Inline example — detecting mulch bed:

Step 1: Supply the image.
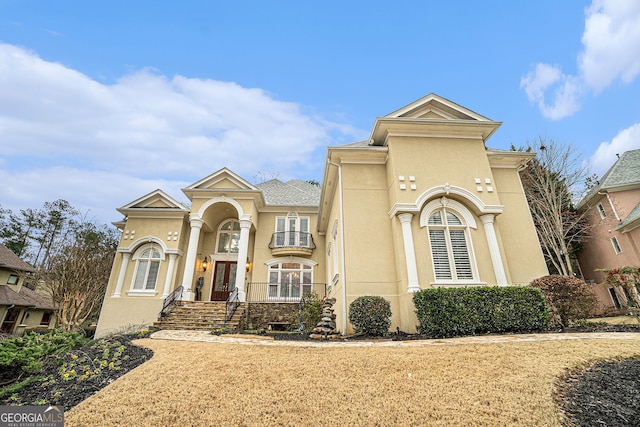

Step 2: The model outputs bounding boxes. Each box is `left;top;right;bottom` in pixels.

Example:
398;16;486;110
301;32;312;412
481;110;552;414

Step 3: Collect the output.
556;358;640;427
0;334;153;411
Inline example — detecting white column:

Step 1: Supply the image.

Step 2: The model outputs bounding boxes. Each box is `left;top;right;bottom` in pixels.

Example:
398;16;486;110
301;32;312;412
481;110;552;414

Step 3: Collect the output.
233;215;252;302
162;253;178;298
113;252;131;297
180;216;204;301
480;214;508;286
397;213;421;293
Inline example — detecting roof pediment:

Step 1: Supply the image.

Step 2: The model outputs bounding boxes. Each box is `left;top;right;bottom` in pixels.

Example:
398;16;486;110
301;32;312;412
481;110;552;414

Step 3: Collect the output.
117;189;188;213
370;93;501;146
183;167;259;194
386;93;492;121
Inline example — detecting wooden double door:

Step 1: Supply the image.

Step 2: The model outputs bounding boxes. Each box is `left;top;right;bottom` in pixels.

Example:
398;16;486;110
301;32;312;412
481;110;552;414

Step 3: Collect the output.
210;261;237;301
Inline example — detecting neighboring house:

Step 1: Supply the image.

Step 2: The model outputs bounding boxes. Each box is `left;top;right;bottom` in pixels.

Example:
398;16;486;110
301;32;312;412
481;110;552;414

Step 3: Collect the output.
577;149;640;312
0;243;56;335
95;93;548;337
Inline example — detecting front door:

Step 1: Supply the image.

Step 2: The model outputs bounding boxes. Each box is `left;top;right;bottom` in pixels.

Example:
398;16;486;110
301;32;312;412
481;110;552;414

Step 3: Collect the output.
211;261;237;301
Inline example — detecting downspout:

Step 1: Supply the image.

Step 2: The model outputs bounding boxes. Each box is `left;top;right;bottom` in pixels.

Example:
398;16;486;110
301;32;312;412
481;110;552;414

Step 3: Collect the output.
328;159;348;333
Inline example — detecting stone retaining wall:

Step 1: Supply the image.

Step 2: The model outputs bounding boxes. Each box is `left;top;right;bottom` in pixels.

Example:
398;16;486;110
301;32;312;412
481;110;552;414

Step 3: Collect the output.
242;303;299;330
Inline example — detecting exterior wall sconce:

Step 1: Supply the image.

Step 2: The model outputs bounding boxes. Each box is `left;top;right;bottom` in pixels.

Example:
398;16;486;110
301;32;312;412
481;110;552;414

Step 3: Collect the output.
246;259;252;272
202;256;208;272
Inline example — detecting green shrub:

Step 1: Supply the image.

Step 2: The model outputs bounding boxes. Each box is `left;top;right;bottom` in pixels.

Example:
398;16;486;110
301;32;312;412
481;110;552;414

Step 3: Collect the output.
0;330;89;373
413;286;550;338
298;292;323;332
349;296;392;336
529;275;598;326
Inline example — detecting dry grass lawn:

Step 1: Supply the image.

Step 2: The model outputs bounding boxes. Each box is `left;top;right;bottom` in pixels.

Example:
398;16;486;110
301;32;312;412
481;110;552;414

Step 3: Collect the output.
66;337;640;426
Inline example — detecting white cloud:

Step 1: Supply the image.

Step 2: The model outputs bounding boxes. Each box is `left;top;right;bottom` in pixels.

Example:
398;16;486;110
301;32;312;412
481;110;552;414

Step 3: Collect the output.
580;0;640;93
0;43;364;224
520;64;581;120
589;123;640;176
521;0;640;119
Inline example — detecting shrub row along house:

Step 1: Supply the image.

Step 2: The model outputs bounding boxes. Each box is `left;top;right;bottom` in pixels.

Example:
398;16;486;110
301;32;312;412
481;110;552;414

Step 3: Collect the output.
95;94;549;337
577;149;640;311
0;243;56;334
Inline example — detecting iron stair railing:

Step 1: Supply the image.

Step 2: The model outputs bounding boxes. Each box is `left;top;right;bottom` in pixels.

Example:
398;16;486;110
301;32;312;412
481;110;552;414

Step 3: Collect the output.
225;287;240;325
158;286;183;320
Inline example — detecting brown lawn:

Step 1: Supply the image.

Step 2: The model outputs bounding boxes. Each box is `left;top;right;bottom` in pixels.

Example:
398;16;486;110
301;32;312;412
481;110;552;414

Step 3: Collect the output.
66;336;640;426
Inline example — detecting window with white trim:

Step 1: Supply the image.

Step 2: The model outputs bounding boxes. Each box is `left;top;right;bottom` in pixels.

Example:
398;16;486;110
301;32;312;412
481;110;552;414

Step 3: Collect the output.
611;236;622;254
268;261;313;300
131;244;162;291
217;219;240;254
427;207;475;281
274;213;310;247
597;203;606;219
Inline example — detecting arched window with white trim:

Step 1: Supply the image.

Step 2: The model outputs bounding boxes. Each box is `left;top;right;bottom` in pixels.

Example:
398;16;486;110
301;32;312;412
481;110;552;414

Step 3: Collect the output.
216;219;240;254
420;197;479;283
131;244;163;292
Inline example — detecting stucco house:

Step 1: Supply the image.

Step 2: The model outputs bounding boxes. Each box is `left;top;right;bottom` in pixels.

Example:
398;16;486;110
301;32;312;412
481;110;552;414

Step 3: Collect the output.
0;243;56;335
95;93;548;338
577;149;640;311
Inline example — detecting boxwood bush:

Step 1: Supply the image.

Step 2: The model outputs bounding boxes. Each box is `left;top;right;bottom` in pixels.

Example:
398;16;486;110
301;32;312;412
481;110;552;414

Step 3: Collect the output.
413;286;550;338
349;295;392;336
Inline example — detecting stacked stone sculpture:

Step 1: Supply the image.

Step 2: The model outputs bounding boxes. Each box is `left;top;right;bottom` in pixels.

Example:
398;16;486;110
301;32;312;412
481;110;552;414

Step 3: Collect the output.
309;298;341;339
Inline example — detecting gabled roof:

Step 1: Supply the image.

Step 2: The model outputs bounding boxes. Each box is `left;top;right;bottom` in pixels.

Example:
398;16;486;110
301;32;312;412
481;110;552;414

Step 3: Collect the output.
0;285;54;309
256;179;321;207
0;243;35;273
616;202;640;233
369;93;501;146
118;189;189;211
183;167;259;193
595;149;640;190
385;93;493;121
578;149;640;209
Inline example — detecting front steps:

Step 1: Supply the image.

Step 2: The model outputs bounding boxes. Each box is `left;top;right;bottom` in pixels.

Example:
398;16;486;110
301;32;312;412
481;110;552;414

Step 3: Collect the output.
154;301;245;331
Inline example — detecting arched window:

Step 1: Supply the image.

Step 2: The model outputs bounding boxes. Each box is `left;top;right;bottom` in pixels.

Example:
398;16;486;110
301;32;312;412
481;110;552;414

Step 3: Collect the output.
267;261;314;300
421;197;478;283
217;219;240;254
131;244;163;291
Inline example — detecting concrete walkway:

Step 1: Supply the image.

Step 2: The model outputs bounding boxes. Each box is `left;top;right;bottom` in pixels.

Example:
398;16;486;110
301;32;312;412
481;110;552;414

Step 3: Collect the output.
151;329;640;348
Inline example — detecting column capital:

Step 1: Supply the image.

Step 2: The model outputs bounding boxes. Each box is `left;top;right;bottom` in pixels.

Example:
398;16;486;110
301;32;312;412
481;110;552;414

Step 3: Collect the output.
397;212;414;224
239;214;253;229
479;213;495;225
189;216;204;229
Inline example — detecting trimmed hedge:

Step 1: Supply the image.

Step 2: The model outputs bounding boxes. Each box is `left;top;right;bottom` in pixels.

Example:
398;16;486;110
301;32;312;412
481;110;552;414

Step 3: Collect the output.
349;296;392;336
413;286;550;338
529;275;598;327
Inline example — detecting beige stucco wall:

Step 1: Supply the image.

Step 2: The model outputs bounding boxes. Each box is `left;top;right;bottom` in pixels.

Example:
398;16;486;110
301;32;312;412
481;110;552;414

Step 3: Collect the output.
491;167;548;284
95;297;163;338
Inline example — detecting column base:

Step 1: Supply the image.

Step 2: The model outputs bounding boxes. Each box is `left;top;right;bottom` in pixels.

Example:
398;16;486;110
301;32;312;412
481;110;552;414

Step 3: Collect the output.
237;290;246;302
180;289;195;301
408;284;421;293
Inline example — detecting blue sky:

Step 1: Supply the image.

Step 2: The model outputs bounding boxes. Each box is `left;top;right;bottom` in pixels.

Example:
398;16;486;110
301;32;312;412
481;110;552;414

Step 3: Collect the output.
1;0;639;224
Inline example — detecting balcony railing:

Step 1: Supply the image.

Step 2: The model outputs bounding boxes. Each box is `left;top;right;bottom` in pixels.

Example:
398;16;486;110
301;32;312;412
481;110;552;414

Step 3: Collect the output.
268;231;316;250
247;282;326;302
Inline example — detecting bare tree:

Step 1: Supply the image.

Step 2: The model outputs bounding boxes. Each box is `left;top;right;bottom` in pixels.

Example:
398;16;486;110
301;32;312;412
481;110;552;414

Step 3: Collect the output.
39;222;118;331
517;137;592;276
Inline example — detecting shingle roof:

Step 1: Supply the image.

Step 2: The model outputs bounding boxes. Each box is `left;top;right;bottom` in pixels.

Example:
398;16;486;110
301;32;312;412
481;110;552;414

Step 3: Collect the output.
616;202;640;231
578;149;640;209
0;285;54;309
0;243;35;273
597;149;640;189
256;179;321;206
